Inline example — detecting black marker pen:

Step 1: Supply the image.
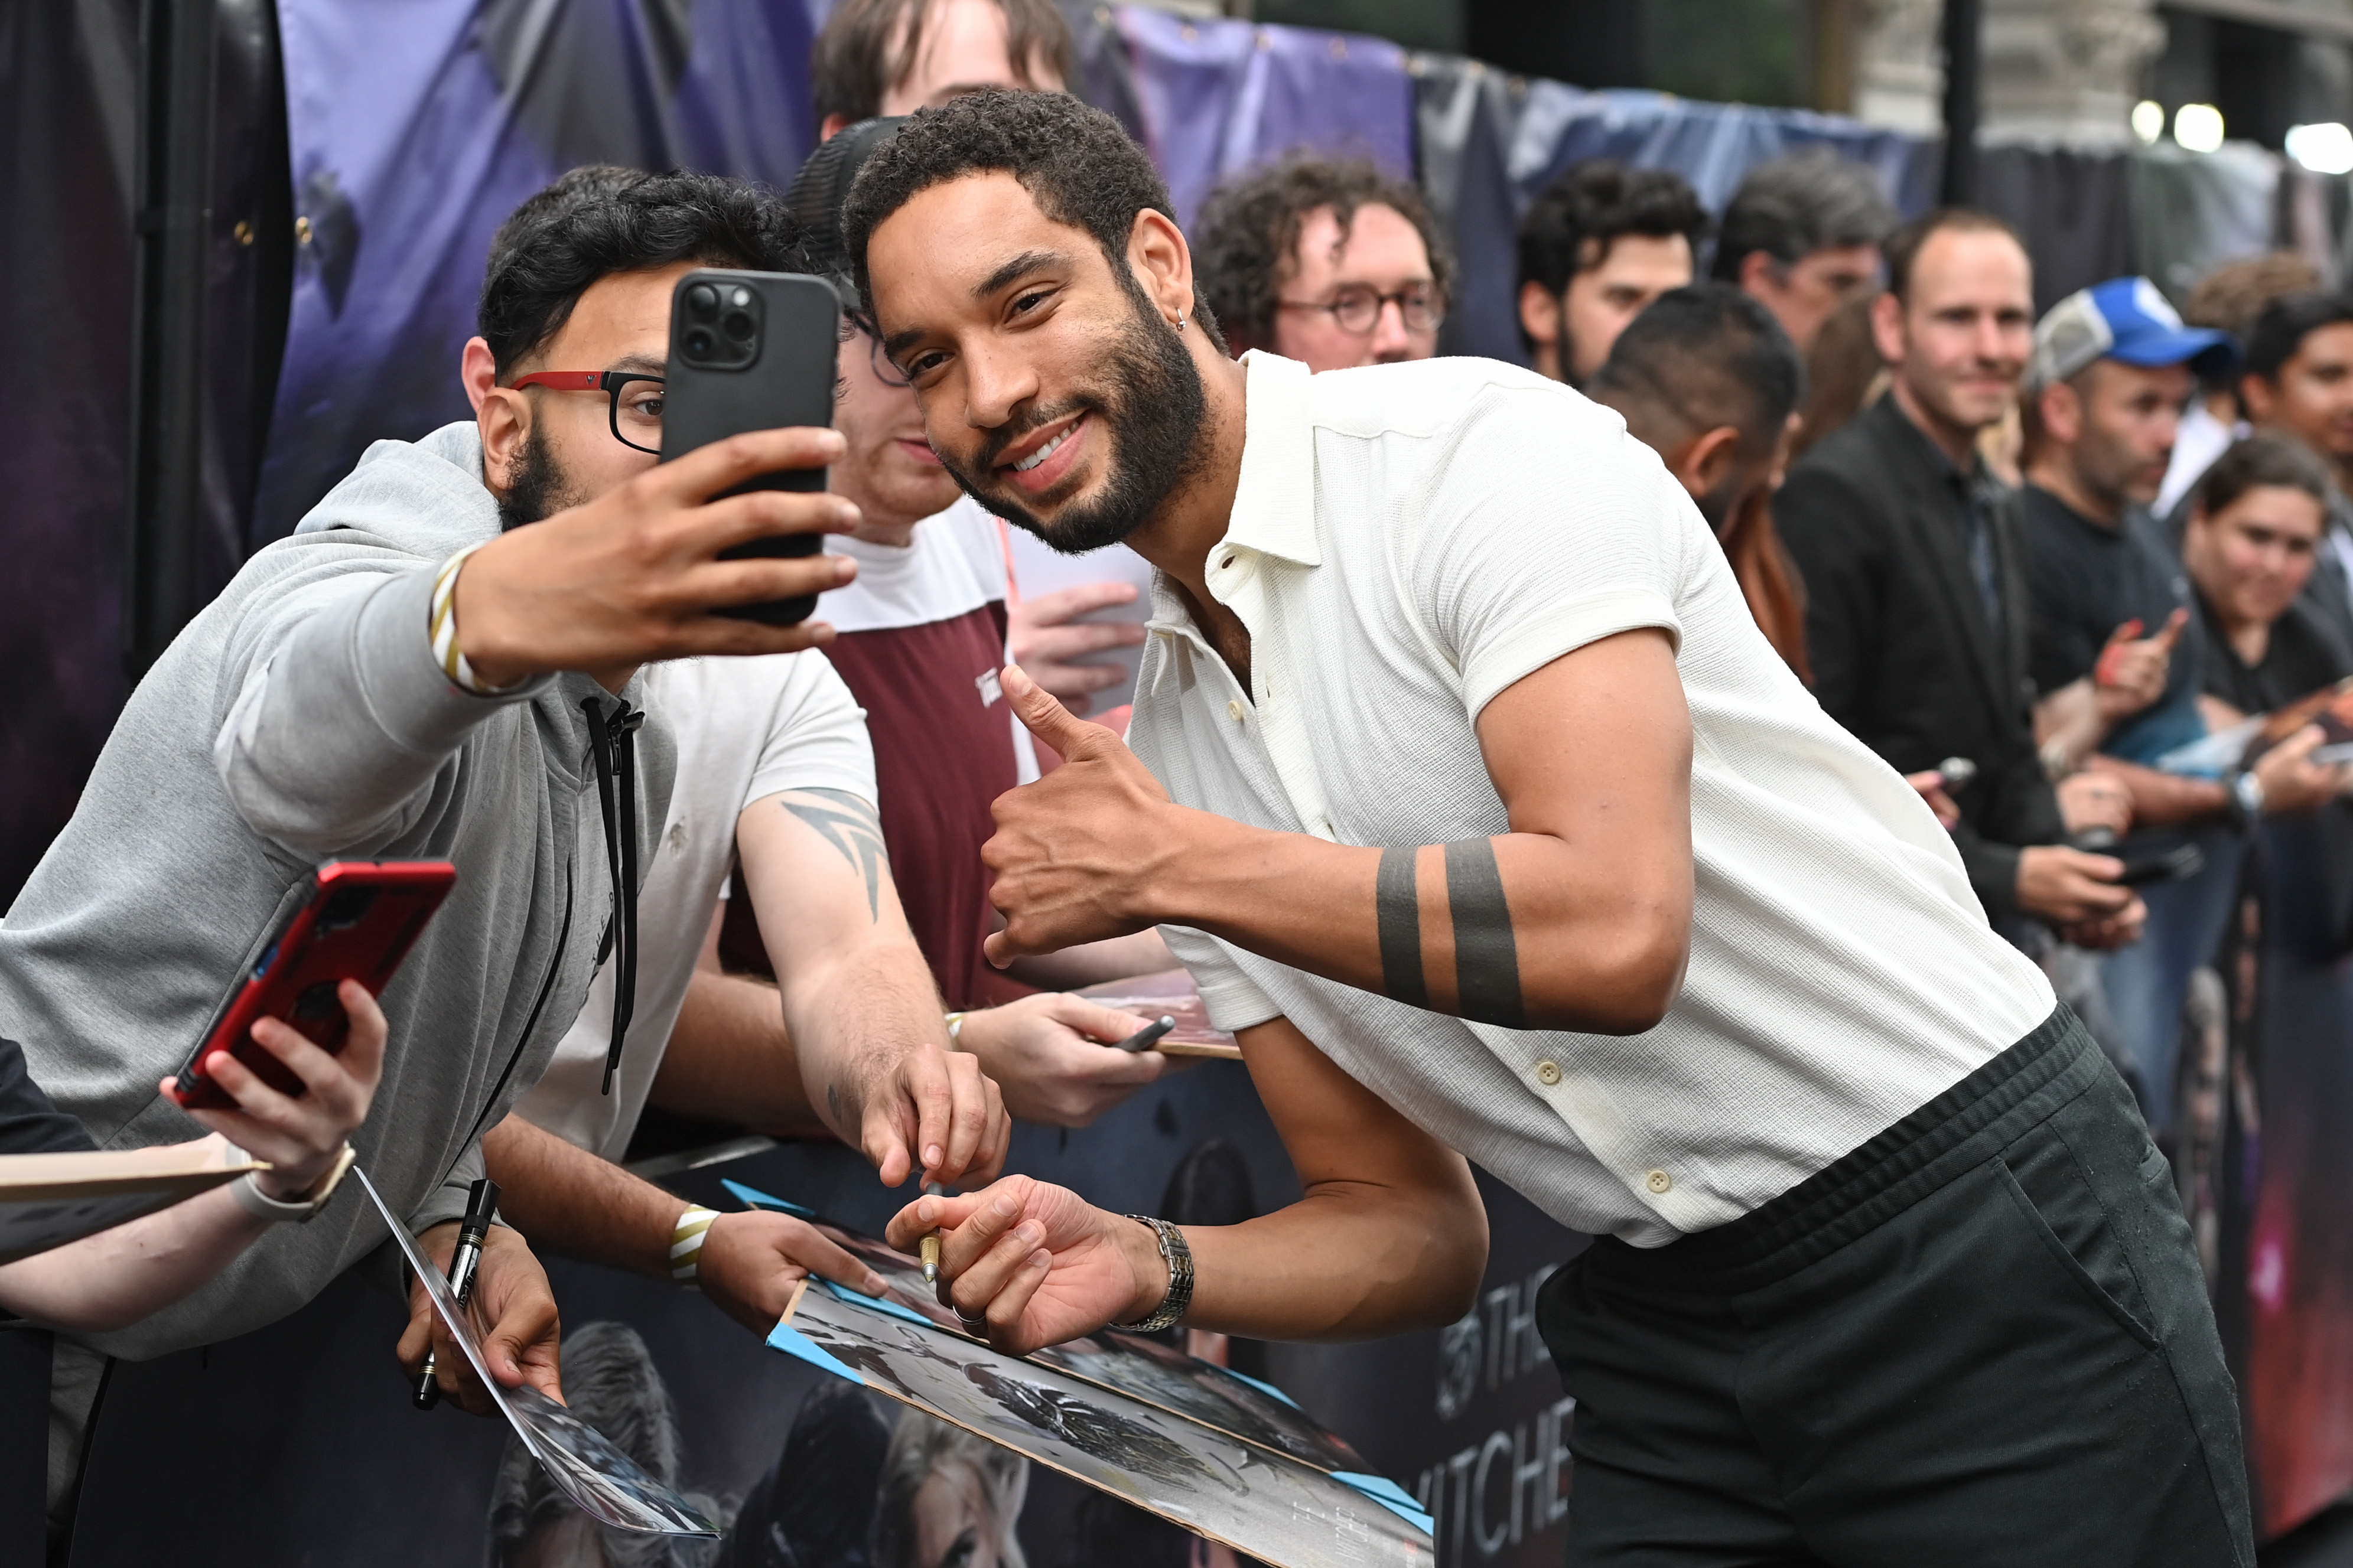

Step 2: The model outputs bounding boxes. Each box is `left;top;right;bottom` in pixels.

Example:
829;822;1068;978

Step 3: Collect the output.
414;1176;502;1411
1113;1015;1177;1052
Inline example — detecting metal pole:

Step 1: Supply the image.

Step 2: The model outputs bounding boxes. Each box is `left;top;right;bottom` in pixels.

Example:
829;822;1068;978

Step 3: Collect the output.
124;0;219;680
1939;0;1983;207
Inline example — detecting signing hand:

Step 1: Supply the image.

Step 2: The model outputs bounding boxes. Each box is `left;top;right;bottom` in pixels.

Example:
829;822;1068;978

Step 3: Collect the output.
396;1223;563;1415
167;979;383;1199
2091;609;2187;723
1008;583;1147;716
695;1211;888;1334
952;993;1169;1127
884;1176;1167;1355
984;664;1189;965
837;1041;1010;1189
455;428;861;686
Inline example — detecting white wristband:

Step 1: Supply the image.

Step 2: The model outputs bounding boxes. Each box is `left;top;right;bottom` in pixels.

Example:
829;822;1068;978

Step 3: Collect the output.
428;543;526;697
671;1207;721;1287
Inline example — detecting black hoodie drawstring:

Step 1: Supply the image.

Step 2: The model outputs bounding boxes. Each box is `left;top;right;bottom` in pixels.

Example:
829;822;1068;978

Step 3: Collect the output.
582;696;644;1094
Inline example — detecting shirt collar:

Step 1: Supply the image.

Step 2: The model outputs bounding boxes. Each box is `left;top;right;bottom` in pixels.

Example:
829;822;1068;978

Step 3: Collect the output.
1215;351;1322;571
1880;390;1986;494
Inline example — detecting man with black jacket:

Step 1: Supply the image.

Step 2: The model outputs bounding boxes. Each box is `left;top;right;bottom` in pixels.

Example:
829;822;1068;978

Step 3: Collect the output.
1778;210;2142;947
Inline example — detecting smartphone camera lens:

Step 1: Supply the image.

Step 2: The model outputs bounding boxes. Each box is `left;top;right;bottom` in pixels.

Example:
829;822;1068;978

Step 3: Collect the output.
723;310;756;343
685;328;715;358
686;283;718;318
318;885;378;931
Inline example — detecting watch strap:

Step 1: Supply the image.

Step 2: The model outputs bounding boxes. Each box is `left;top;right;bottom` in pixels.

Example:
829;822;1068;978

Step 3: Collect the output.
1109;1214;1193;1334
230;1144;355;1224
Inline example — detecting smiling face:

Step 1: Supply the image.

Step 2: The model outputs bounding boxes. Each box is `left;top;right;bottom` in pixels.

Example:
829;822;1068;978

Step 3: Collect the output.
2186;483;2328;636
864;170;1215;555
1873;227;2033;445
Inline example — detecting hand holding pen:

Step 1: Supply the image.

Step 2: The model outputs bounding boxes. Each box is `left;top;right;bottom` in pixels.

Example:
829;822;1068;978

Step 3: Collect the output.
414;1176;501;1410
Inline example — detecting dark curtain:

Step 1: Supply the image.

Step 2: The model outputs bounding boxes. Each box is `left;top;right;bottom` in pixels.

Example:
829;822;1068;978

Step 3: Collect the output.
1;0;136;908
1976;145;2134;315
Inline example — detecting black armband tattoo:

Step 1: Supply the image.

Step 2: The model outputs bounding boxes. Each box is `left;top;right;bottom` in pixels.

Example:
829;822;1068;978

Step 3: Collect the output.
785;789;889;920
1375;846;1427;1009
1444;838;1524;1028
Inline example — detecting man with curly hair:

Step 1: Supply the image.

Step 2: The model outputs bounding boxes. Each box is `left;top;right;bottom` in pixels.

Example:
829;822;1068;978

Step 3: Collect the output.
842;90;2253;1568
1516;158;1707;386
1192;151;1453;374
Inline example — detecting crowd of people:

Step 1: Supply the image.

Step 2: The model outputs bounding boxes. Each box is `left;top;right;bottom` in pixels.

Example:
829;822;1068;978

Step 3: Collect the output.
0;0;2325;1560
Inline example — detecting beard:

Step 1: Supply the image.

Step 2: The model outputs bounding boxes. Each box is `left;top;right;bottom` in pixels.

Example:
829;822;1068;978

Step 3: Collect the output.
497;425;585;531
938;280;1210;556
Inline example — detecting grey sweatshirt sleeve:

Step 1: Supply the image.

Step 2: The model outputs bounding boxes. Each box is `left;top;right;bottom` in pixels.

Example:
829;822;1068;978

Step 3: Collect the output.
413;1137;487;1236
214;565;554;858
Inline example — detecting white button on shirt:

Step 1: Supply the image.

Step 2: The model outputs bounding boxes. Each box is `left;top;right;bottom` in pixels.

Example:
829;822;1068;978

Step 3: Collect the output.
1130;353;2056;1247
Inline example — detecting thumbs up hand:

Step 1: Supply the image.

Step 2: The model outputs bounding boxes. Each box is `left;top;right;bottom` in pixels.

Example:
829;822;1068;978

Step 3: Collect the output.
984;665;1189;966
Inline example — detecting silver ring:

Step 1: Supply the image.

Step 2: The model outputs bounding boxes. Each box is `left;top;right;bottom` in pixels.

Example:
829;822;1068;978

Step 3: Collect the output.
956;1309;988;1336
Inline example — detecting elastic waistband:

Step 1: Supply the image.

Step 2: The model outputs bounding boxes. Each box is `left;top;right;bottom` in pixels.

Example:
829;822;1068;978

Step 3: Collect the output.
1593;1003;2103;1295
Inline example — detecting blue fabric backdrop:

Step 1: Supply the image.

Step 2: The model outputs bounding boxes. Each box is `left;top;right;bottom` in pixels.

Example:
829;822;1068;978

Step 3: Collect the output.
256;0;816;540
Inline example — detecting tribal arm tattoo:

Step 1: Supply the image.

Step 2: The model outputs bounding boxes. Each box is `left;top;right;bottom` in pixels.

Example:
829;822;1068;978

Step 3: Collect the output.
782;788;890;921
1375;840;1526;1028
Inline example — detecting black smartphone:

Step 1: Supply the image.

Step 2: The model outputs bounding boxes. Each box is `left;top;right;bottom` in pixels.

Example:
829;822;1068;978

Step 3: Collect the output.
2116;841;2205;887
660;269;841;626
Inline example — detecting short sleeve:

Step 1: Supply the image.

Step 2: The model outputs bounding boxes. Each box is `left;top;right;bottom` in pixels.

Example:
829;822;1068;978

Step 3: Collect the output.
0;1038;97;1155
1154;925;1282;1034
742;653;879;808
1418;386;1691;719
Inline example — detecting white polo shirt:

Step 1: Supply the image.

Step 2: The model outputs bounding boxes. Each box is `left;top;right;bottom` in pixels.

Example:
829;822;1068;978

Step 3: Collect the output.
1132;353;2056;1246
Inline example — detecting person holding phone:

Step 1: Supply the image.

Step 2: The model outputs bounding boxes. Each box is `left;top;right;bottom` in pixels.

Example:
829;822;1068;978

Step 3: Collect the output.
0;982;382;1332
0;165;1000;1522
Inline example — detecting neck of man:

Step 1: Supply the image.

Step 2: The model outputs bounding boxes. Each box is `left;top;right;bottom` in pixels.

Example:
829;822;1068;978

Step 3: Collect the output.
830;465;928;550
2025;452;2124;530
1890;371;1986;471
1118;351;1254;674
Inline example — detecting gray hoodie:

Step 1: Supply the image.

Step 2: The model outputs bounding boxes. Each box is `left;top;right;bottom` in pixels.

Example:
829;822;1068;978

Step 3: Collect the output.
0;422;672;1360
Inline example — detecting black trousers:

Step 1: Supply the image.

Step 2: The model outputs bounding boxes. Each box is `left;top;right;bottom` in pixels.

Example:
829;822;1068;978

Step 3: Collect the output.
1537;1005;2253;1567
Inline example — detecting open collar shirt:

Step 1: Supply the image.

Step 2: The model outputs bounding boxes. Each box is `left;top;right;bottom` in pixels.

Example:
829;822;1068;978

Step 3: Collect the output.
1129;353;2056;1246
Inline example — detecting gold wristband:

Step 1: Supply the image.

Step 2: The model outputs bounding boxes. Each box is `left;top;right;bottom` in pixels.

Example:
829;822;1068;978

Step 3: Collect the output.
670;1207;720;1288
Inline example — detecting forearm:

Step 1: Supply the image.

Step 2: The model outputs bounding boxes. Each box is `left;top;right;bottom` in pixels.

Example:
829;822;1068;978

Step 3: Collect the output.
0;1179;267;1334
218;569;547;855
649;970;827;1133
2033;679;2107;773
2085;756;2225;829
1152;1176;1488;1341
784;937;954;1141
1144;811;1687;1033
1003;930;1174;990
481;1114;685;1280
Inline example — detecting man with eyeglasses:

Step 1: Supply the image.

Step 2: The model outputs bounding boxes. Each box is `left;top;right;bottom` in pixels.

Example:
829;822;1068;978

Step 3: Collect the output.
1193;150;1453;375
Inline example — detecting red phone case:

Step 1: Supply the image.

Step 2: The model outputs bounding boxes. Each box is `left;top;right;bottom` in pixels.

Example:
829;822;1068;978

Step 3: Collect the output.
169;860;457;1111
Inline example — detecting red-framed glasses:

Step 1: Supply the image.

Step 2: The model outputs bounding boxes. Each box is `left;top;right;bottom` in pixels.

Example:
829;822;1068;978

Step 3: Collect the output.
509;370;666;454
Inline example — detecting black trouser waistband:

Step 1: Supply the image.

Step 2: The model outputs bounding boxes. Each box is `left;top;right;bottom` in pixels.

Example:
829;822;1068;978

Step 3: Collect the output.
1593;1003;2105;1294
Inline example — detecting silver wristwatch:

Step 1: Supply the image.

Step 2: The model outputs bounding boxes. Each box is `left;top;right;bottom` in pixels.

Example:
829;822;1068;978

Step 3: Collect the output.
1110;1214;1194;1333
228;1145;356;1224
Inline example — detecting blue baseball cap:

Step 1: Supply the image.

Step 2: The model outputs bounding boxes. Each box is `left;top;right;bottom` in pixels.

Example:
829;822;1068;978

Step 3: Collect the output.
2027;276;2237;389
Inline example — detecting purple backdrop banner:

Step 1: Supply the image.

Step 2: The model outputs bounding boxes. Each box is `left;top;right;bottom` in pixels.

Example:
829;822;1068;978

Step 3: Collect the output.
255;0;818;542
1117;8;1417;230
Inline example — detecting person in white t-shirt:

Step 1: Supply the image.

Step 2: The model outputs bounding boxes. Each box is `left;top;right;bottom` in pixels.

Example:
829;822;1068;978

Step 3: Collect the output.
847;94;2253;1565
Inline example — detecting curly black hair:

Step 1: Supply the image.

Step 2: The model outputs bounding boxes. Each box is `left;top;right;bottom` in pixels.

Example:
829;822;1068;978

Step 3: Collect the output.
841;88;1227;351
1516;158;1708;302
1191;151;1455;354
479;165;813;378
